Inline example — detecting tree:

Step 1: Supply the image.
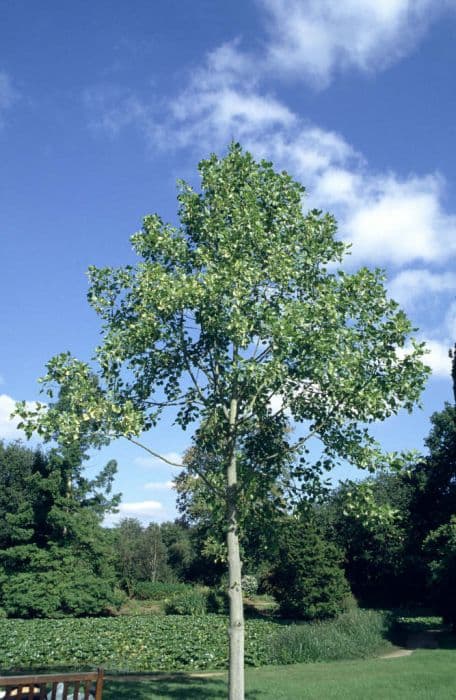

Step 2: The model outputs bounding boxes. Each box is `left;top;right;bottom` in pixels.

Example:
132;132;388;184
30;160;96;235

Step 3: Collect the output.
407;402;456;541
160;520;198;581
114;517;145;596
0;441;122;617
424;516;456;629
114;518;173;595
17;144;429;699
402;342;456;605
319;473;415;606
269;515;350;620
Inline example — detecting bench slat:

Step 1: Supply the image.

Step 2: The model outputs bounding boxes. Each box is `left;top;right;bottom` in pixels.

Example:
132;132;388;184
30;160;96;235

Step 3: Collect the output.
0;669;103;699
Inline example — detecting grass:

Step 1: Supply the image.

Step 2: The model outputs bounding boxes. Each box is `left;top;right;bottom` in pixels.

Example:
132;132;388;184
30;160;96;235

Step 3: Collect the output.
118;598;164;616
267;609;394;664
103;647;456;699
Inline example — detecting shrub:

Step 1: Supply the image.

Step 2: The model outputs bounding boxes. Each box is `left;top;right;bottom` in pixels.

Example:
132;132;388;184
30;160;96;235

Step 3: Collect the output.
133;581;190;601
164;588;207;615
269;517;350;620
206;587;229;614
1;566;125;618
267;609;394;665
241;575;258;597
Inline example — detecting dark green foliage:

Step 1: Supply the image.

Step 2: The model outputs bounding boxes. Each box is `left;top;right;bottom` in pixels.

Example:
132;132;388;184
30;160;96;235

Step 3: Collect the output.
164;588;207;616
132;581;191;601
266;609;394;664
320;473;414;606
159;520;208;583
269;517;350;620
398;400;456;606
424;516;456;629
1;554;124;618
407;403;456;541
0;441;122;618
206;587;229;614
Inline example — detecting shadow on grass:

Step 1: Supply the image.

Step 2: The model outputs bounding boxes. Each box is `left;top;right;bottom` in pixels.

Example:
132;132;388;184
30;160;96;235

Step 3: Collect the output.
104;675;263;700
388;611;456;651
436;631;456;650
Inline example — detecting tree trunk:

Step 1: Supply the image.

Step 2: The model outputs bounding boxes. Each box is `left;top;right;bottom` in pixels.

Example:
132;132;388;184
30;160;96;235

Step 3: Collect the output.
226;398;244;700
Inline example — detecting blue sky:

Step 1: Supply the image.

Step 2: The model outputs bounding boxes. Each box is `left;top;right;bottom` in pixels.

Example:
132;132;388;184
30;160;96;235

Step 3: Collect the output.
1;0;455;524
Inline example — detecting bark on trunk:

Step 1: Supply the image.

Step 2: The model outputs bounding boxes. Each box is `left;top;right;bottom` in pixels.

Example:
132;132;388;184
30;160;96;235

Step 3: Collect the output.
226;397;244;700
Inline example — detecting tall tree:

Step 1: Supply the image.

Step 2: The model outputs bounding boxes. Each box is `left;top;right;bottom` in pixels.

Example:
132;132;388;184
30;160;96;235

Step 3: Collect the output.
17;144;429;699
114;518;172;594
321;474;414;605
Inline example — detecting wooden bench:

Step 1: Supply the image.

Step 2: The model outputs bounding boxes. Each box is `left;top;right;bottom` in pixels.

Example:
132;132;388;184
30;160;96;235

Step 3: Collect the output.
0;669;104;700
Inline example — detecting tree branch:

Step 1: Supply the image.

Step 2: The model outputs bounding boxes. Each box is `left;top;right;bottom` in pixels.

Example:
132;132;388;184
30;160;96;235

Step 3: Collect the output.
126;436;224;496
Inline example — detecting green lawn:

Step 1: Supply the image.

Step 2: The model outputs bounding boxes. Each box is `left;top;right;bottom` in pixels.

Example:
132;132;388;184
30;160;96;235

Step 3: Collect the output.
104;648;456;699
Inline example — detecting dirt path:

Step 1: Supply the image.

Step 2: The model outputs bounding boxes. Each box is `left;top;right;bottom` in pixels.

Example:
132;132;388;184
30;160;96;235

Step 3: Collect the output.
380;648;414;659
380;628;440;659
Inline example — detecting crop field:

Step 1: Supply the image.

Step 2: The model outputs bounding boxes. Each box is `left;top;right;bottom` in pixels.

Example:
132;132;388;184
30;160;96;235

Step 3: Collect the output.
0;609;395;674
0;615;279;672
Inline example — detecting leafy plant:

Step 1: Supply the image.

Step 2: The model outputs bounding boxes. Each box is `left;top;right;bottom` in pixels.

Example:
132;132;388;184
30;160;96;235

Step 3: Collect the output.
164;588;207;616
0;615;279;672
241;576;258;598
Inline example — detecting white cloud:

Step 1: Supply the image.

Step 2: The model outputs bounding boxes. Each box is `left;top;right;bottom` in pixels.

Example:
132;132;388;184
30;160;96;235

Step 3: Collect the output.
144;480;175;490
84;33;456;271
119;499;163;513
83;85;156;138
0;394;38;440
259;0;455;85
134;451;183;468
104;499;167;526
344;174;456;265
388;269;456;306
423;339;453;376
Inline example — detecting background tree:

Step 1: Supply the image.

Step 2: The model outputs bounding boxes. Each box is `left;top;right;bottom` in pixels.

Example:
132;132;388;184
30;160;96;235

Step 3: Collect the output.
160;521;199;582
141;523;172;583
424;515;456;630
17;144;429;700
320;473;413;606
0;442;122;617
268;514;350;620
113;518;173;595
114;517;145;596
